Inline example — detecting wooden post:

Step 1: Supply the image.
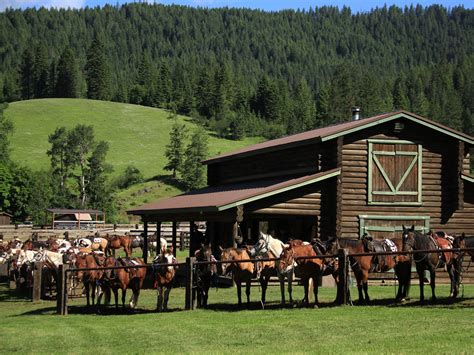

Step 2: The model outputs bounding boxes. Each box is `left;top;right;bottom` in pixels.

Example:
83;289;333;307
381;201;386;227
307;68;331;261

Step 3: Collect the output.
172;221;177;257
185;257;195;310
143;220;148;263
32;262;43;302
337;248;349;305
56;264;68;315
156;221;161;256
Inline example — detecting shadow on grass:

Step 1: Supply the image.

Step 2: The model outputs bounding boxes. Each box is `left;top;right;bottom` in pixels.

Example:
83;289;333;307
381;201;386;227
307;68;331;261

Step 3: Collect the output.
352;296;474;309
0;285;32;302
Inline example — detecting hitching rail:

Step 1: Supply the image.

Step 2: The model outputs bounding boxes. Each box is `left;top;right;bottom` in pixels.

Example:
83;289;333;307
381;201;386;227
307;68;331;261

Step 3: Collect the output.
56;247;474;315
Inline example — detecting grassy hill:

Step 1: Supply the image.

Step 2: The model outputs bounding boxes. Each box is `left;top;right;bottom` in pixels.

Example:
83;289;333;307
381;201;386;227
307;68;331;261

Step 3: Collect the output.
6;99;261;178
5;99;262;221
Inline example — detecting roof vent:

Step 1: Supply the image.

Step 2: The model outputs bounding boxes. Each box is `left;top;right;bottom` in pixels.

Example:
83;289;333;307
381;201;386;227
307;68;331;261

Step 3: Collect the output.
352;107;361;121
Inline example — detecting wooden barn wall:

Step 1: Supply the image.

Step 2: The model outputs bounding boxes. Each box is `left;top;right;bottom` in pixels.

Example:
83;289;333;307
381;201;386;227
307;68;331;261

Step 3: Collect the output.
245;179;337;239
340;119;474;238
207;142;334;185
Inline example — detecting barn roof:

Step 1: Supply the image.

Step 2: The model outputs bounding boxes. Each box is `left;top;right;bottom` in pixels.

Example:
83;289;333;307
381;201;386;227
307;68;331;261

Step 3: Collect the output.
46;209;103;214
0;211;12;217
127;168;340;216
204;111;474;165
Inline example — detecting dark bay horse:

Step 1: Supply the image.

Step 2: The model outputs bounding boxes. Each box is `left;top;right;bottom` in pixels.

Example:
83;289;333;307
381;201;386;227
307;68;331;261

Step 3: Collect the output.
219;247;254;308
73;252;105;307
371;238;412;302
337;235;374;304
194;244;217;308
402;225;460;301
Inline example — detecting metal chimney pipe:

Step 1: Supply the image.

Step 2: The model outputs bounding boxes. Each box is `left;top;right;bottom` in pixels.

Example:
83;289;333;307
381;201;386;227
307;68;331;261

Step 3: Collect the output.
352;107;361;121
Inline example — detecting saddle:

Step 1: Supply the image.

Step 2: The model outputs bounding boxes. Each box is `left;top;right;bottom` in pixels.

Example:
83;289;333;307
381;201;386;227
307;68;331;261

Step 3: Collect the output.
118;257;140;278
431;232;453;266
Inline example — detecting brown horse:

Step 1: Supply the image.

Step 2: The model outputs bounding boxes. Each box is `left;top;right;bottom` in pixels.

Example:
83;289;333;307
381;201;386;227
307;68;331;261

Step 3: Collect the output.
337;235;374;304
73;252;105;307
98;256;146;309
278;241;323;307
219;247;254;308
153;247;178;312
107;235;132;257
402;225;460;301
370;237;412;302
194;244;217;308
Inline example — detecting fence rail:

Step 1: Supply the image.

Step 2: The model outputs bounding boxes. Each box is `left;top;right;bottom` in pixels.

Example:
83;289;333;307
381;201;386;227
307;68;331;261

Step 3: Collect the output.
56;246;474;315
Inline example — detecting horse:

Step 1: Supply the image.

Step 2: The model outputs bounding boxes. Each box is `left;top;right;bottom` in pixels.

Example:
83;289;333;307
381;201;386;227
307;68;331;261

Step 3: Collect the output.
337;235;375;304
73;252;105;307
75;236;109;254
250;232;295;306
219;247;254;308
148;236;168;256
106;235;132;257
278;241;324;307
98;256;146;310
153;247;178;312
194;244;217;308
402;225;459;302
369;237;412;302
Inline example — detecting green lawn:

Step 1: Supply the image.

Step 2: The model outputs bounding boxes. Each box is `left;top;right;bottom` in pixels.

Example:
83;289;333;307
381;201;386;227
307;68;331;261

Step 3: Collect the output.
6;98;262;179
1;283;473;354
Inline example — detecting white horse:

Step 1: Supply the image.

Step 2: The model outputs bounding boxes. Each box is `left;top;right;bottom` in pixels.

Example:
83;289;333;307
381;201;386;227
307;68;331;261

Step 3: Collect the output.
148;237;168;256
249;231;295;306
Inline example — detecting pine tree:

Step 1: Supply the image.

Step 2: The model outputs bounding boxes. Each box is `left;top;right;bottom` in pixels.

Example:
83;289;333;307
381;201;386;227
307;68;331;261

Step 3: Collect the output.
180;127;208;189
392;77;409;110
19;48;35;100
56;48;79;98
33;44;49;98
85;38;111;101
47;126;71;201
164;120;188;178
86;141;113;210
315;85;330;128
0;104;13;163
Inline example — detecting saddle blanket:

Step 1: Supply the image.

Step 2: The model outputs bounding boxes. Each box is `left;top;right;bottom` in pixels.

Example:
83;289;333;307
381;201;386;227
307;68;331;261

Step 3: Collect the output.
384;239;398;252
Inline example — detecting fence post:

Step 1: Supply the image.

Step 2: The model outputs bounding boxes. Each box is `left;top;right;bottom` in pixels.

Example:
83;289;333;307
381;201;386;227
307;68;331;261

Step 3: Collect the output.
185;257;195;310
337;248;349;305
32;262;43;302
56;264;69;315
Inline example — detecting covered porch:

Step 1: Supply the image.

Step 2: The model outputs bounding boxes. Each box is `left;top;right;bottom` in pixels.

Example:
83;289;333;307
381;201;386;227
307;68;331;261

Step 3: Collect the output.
127;168;340;261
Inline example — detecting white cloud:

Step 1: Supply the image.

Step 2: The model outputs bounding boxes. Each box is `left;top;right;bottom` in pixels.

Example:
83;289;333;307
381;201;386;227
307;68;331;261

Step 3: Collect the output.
0;0;86;11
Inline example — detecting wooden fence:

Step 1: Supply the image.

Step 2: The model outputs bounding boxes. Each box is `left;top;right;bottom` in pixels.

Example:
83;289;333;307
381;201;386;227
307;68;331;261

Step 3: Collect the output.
55;247;474;315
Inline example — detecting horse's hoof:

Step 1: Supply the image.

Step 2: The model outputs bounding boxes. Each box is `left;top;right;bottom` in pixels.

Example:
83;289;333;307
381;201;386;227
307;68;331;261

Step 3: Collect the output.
313;304;319;309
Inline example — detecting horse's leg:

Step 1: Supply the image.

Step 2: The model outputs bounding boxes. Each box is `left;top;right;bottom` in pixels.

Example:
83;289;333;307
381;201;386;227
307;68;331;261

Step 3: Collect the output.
429;267;436;302
302;278;309;306
245;279;251;307
416;266;425;302
122;288;126;309
91;281;96;306
259;274;267;306
84;282;90;307
362;270;370;304
158;286;164;312
236;281;242;307
355;271;364;304
113;288;118;309
313;276;319;308
288;271;294;305
447;263;456;298
278;273;286;306
164;286;171;311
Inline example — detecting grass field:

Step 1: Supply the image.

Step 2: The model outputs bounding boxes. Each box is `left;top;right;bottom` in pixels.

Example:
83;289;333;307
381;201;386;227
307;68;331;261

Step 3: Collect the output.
5;99;261;179
1;282;473;354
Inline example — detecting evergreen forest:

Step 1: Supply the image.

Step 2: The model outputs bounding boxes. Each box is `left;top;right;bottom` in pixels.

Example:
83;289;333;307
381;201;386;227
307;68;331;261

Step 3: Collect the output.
0;3;473;139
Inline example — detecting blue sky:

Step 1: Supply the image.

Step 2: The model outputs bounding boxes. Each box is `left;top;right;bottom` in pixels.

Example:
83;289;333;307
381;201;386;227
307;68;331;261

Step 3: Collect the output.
1;0;472;13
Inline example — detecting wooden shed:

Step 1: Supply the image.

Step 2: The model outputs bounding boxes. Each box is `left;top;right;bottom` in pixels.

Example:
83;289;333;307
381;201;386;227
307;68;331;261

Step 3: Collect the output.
128;110;474;252
0;212;12;225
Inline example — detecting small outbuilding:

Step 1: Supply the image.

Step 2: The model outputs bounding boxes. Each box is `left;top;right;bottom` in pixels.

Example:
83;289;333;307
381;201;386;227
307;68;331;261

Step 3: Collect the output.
0;212;12;225
128;110;474;254
47;209;105;229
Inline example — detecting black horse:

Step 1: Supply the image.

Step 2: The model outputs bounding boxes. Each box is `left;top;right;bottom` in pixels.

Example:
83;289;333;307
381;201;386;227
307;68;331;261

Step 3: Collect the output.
194;244;216;308
402;225;461;302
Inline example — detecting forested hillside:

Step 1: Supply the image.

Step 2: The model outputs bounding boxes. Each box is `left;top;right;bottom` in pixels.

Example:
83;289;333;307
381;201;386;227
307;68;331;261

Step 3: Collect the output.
0;4;473;139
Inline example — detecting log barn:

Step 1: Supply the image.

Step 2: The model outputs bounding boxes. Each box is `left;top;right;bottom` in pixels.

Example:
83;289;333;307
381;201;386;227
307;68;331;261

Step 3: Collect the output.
128;110;474;255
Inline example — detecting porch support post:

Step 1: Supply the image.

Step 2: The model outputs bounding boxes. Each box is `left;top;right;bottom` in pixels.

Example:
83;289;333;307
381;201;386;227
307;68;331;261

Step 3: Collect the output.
156;221;161;256
143;219;148;263
172;221;177;257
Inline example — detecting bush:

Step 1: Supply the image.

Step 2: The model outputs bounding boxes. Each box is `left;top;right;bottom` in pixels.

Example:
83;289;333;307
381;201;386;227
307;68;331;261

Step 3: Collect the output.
116;165;144;189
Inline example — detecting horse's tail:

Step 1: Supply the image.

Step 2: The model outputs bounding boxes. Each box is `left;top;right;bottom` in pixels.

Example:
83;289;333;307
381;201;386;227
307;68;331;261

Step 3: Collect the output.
308;278;314;303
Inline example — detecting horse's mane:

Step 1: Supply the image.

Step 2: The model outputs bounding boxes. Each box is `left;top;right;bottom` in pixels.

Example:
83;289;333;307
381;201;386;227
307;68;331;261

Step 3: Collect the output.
338;238;361;248
463;236;474;248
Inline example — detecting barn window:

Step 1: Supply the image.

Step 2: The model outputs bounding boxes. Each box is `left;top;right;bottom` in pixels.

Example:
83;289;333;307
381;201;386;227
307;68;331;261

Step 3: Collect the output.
368;139;422;205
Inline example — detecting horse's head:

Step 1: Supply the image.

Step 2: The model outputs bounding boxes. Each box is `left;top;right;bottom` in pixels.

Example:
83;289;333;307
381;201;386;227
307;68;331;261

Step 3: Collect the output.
402;225;416;252
219;246;234;275
361;234;374;253
250;232;270;256
277;245;295;274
